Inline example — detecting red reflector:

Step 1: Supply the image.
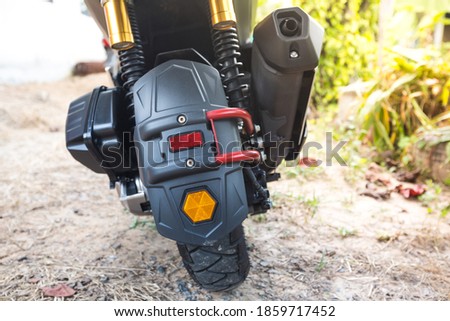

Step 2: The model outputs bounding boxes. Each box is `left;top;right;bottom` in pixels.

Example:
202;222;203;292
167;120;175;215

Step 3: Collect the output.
169;132;203;152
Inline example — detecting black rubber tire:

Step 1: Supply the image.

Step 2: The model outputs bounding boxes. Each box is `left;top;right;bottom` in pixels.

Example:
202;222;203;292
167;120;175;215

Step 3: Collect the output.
177;225;250;291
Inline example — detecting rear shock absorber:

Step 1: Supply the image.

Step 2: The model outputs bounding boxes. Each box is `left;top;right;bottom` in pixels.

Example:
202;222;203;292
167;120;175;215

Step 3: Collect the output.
118;1;146;127
101;0;146;178
212;28;249;108
209;0;248;108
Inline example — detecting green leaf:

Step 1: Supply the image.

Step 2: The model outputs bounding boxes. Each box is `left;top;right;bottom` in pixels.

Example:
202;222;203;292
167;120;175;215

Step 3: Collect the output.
410;97;432;127
394;57;417;72
374;117;394;150
431;110;450;124
441;205;450;218
444;178;450;186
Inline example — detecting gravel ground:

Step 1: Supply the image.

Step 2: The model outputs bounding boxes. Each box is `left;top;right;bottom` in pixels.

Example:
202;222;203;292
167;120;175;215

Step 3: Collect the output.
1;74;449;301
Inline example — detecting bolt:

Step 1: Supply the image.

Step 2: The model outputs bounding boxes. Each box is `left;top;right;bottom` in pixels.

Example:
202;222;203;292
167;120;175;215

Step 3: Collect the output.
177;115;187;124
186;158;195;168
290;50;299;59
257;136;264;149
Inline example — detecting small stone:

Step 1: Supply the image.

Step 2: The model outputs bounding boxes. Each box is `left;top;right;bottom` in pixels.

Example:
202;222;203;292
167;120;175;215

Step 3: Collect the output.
156;266;166;274
107;255;117;262
99;275;109;283
73;209;83;216
177;281;190;294
73;282;84;290
111;243;122;250
260;260;269;267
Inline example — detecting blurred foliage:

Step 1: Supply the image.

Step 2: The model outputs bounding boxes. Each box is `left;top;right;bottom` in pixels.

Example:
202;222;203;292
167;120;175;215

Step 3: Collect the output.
395;0;450;13
358;48;450;159
385;8;450;49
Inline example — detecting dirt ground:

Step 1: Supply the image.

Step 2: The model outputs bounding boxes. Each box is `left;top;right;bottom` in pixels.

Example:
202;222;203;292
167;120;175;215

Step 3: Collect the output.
1;73;449;301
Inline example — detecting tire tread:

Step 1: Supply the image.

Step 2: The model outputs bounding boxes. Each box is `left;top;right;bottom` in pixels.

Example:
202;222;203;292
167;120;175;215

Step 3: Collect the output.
177;225;249;291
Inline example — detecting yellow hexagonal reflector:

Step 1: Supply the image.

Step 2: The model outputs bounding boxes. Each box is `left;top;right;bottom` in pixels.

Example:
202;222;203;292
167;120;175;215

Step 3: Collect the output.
182;190;217;223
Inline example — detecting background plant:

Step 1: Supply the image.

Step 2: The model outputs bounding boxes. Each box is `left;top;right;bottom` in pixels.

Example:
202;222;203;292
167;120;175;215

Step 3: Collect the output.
357;49;450;158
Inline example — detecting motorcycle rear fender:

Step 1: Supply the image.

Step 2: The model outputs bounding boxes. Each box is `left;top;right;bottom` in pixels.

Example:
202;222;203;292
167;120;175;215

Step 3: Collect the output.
132;60;248;245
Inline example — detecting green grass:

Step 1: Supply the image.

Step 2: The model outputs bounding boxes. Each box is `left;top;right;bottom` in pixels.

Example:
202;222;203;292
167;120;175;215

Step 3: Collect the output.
338;227;358;238
315;253;327;272
130;216;156;230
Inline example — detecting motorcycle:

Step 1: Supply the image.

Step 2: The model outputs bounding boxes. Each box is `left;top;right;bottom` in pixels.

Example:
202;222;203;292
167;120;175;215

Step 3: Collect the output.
65;0;323;291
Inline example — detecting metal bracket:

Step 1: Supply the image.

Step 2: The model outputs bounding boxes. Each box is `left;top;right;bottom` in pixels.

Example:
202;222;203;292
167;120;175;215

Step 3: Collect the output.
206;107;261;165
115;177;151;215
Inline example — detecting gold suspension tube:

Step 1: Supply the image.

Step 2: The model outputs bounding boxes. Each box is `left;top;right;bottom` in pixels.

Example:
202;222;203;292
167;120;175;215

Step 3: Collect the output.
101;0;135;50
209;0;237;30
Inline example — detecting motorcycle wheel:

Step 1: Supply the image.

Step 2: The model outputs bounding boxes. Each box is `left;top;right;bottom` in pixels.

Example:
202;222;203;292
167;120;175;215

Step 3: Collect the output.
177;225;250;291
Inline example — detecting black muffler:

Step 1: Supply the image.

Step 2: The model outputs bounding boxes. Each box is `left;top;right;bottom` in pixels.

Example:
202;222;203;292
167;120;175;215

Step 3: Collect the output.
251;7;324;168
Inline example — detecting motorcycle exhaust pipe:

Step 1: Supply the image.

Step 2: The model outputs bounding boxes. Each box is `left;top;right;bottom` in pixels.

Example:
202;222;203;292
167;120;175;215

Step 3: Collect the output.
101;0;134;50
251;7;324;168
209;0;237;30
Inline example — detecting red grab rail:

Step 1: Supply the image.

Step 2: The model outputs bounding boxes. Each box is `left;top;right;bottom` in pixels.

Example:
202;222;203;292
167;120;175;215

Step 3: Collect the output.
206;108;260;165
206;108;255;135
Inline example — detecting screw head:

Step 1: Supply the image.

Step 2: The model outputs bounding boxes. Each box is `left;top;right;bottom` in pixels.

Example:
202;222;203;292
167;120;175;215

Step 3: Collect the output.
186;158;195;168
177;115;187;124
290;50;299;59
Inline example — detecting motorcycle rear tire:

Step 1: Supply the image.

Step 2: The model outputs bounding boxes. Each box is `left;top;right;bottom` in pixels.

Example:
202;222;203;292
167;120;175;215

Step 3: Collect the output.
177;225;250;291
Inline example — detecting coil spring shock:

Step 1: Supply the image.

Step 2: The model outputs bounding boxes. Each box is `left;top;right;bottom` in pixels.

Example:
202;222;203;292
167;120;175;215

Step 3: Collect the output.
118;1;146;127
212;28;249;108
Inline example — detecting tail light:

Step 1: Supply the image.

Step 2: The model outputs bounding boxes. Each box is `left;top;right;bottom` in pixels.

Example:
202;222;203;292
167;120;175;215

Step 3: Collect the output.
169;131;203;152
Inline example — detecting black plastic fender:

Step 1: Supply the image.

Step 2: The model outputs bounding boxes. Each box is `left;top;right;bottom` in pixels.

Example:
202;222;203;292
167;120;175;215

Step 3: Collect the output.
133;60;248;245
